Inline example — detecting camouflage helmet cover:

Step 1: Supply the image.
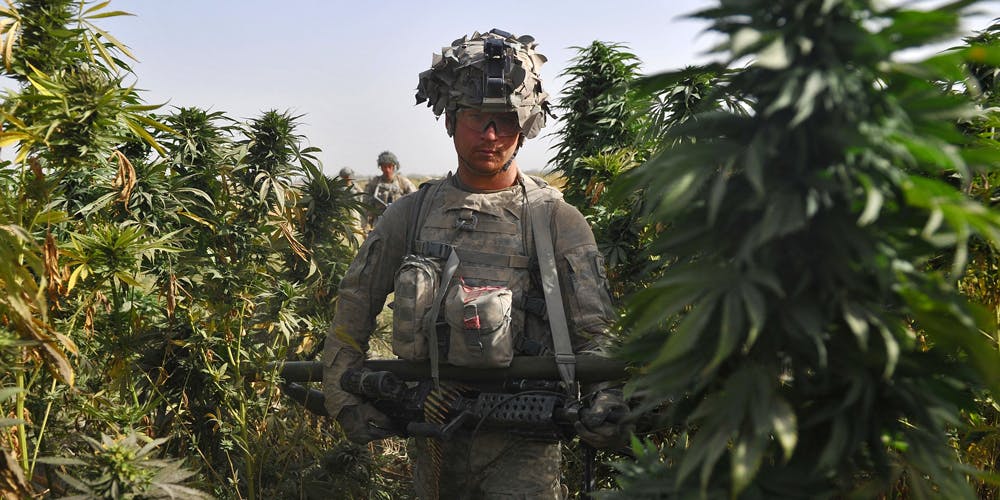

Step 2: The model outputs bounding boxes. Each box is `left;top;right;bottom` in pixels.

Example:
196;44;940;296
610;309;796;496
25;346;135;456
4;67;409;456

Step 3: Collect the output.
338;167;354;178
415;28;551;139
377;150;399;168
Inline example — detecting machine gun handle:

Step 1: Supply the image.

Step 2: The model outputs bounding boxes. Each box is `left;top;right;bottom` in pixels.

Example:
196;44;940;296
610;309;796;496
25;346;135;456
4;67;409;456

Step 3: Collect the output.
554;403;632;428
404;412;473;439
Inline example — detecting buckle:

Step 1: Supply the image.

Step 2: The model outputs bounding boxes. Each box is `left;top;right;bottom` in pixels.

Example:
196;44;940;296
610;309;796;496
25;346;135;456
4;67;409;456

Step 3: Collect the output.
455;214;478;231
555;354;576;364
415;241;453;259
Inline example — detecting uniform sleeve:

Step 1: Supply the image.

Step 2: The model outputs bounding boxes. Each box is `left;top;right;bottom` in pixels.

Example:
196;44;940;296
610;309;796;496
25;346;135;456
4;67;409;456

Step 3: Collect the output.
549;200;617;353
402;177;417;194
328;195;415;349
323;194;415;416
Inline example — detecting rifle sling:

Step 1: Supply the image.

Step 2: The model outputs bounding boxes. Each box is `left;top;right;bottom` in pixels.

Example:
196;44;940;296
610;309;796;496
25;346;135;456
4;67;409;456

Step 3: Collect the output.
524;177;576;388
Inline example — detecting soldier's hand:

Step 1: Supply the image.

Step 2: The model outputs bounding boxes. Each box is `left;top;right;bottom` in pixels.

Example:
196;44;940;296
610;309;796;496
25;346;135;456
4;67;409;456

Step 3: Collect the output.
337;403;397;444
574;389;631;449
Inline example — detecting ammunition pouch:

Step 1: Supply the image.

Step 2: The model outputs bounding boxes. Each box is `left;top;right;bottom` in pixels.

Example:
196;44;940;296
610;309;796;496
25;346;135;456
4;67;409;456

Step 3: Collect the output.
445;279;514;368
391;254;441;360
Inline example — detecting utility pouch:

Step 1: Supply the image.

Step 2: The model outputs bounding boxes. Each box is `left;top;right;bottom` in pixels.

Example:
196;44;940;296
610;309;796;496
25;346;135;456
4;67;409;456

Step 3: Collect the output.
392;254;441;360
445;279;514;368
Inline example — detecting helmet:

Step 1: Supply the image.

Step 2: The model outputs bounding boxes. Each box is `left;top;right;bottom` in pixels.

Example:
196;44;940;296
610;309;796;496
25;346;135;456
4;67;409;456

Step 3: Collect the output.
415;28;551;139
377;150;399;168
338;167;354;178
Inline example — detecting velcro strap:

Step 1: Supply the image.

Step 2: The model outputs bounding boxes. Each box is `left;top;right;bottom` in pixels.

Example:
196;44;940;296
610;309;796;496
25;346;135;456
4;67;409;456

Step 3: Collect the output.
456;248;530;268
465;220;518;234
414;241;529;268
413;240;453;259
423;213;518;234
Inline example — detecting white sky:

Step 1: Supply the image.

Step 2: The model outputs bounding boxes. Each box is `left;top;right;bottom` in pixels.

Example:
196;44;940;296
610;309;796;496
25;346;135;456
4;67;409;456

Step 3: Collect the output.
102;1;997;178
101;0;720;177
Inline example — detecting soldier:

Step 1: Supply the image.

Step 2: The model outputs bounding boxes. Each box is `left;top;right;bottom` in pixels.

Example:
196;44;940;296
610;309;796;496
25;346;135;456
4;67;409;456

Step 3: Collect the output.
364;150;417;231
338;167;365;244
338;166;360;193
324;29;627;499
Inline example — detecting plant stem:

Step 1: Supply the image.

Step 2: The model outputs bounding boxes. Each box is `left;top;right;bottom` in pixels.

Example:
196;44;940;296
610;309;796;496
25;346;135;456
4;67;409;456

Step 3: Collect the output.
229;298;255;500
28;378;58;478
15;368;29;474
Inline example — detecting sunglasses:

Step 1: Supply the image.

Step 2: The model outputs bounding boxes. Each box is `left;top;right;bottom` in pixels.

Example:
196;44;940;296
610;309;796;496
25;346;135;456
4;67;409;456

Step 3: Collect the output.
456;109;521;137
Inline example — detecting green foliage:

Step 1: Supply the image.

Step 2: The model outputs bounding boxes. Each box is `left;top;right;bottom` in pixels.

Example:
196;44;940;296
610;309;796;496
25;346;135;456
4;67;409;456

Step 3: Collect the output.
949;20;1000;499
550;41;655;299
608;0;1000;498
552;44;752;300
0;2;362;498
551;41;647;206
49;432;211;499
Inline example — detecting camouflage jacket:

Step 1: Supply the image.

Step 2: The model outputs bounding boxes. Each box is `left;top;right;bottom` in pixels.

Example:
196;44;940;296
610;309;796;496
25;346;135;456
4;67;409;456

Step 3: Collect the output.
324;172;615;418
364;174;417;215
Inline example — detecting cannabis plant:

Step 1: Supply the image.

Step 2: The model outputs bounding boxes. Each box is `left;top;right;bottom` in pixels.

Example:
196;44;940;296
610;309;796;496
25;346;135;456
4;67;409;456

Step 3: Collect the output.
51;432;211;499
610;1;1000;498
949;19;1000;499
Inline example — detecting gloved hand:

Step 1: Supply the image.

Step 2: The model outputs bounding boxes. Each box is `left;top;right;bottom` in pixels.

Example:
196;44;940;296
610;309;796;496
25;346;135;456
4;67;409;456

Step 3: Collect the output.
337;403;398;444
574;389;631;449
323;336;396;444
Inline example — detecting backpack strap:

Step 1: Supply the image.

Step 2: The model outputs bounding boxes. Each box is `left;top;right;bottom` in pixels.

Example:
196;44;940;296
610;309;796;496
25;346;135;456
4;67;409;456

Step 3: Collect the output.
405;180;442;255
423;246;459;388
406;178;453;387
523;175;576;388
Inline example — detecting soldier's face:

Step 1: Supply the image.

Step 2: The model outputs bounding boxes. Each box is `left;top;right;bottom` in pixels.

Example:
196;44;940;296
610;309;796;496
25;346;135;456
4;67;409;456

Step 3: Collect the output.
379;163;396;180
451;109;521;177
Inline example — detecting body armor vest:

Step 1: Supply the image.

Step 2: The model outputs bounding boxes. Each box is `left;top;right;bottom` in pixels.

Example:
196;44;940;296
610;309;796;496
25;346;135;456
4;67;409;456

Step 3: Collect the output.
369;177;409;209
392;175;559;368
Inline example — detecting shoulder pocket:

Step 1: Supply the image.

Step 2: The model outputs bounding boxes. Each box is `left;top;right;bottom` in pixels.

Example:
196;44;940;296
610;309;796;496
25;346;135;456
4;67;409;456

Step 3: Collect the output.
564;252;614;327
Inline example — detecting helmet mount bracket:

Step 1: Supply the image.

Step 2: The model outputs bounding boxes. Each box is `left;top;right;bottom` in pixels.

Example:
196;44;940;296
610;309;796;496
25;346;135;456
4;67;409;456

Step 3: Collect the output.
482;37;508;110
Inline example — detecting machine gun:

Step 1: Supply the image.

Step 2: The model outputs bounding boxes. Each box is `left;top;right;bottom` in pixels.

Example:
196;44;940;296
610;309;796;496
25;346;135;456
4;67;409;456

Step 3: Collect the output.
340;366;630;441
269;355;641;495
270;355;632;440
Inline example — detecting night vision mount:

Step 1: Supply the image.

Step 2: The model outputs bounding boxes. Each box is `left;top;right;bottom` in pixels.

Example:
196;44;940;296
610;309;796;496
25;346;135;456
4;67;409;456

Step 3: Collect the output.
482;28;513;110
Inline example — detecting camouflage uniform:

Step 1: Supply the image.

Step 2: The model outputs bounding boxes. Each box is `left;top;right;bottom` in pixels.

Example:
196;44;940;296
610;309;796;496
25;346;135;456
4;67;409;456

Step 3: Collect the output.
324;173;615;498
338;168;366;244
364;174;417;229
324;28;621;499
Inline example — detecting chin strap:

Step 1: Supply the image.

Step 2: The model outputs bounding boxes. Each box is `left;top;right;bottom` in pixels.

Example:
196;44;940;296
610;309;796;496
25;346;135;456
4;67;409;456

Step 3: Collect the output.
500;146;519;172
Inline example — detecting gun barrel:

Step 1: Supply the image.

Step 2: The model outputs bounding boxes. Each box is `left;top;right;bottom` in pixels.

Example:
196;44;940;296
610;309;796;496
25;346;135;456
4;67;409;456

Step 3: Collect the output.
279;383;329;417
272;361;324;382
270;355;628;384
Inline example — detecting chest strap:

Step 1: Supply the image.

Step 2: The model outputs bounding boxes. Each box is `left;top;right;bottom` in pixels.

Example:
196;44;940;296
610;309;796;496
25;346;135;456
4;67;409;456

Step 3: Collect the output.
414;240;530;269
420;244;459;388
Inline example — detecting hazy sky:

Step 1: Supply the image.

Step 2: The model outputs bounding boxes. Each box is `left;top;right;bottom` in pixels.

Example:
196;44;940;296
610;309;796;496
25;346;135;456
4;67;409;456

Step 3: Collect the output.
100;0;719;177
103;1;997;178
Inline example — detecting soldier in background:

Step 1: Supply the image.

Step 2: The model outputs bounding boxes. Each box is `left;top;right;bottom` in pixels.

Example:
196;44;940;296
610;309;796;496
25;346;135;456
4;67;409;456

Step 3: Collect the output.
363;150;417;232
339;166;360;193
324;29;627;498
338;167;365;244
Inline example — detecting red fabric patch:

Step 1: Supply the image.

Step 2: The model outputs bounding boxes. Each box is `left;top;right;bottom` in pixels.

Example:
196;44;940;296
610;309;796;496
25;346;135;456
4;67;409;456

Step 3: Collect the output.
464;315;481;330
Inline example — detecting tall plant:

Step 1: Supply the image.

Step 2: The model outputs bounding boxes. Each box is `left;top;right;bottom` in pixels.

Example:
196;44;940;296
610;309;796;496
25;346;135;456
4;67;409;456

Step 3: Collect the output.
0;0;140;486
550;41;656;299
0;2;358;497
551;41;646;206
610;1;1000;498
948;20;1000;498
